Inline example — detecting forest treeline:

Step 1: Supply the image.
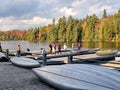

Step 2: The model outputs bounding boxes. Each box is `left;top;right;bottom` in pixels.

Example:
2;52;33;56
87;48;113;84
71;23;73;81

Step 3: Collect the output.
0;9;120;42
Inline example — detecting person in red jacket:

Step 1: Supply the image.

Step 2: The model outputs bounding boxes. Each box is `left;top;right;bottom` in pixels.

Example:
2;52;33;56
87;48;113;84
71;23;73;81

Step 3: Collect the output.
58;44;61;54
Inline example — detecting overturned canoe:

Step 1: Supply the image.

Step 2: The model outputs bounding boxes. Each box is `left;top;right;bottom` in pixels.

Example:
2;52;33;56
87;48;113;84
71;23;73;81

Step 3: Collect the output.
0;52;9;62
88;48;100;52
38;60;65;65
32;64;120;90
96;50;118;56
115;56;120;62
71;48;88;53
10;57;41;68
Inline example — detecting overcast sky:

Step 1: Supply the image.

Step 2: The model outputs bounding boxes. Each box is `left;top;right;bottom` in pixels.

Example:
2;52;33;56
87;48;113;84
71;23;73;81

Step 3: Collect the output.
0;0;119;31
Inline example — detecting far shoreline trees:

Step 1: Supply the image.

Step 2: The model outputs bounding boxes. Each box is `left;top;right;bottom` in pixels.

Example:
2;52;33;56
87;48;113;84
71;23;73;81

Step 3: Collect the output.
0;9;120;42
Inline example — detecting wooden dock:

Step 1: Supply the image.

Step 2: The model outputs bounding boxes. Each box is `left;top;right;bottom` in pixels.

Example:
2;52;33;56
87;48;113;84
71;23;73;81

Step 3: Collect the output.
45;53;120;71
73;54;120;71
2;49;120;71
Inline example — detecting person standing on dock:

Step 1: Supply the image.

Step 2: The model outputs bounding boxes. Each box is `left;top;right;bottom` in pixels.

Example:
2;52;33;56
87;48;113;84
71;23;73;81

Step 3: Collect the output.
58;44;61;54
72;43;75;50
63;43;67;50
27;48;30;52
0;43;2;52
16;45;21;57
52;42;56;54
77;42;81;50
49;43;52;54
40;48;46;54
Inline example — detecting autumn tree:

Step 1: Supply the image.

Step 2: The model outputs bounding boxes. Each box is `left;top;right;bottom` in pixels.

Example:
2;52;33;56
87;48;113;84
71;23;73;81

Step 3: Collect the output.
103;9;107;18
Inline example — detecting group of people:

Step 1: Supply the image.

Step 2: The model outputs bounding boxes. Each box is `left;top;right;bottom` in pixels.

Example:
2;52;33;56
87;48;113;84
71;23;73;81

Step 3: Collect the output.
72;42;81;50
49;42;57;54
0;42;81;57
17;42;81;56
48;42;81;54
49;42;67;54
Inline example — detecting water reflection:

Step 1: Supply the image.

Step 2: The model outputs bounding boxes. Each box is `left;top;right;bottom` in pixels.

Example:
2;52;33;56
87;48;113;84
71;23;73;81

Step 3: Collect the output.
82;42;120;50
0;41;120;51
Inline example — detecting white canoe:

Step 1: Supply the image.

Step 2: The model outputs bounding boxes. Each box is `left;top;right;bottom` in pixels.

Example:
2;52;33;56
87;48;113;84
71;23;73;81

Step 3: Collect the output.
0;52;6;58
32;64;120;90
115;57;120;62
10;57;41;68
71;48;88;53
89;48;100;52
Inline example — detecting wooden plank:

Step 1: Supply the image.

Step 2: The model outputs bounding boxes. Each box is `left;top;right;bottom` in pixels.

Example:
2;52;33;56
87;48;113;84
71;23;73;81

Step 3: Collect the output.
100;63;120;68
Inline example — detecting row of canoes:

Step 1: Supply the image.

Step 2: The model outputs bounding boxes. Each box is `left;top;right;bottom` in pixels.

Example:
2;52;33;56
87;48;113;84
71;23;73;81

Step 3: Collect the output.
0;51;120;90
71;48;118;56
9;57;120;90
0;48;119;63
2;47;118;57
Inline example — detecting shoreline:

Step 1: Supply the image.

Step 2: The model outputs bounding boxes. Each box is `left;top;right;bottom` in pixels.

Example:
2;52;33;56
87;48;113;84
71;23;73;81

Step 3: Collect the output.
0;62;55;90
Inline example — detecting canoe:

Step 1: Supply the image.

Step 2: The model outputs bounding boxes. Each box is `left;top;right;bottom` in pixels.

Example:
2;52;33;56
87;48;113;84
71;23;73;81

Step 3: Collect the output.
115;56;120;62
14;51;32;56
38;60;65;65
96;50;118;56
32;64;120;90
10;57;41;68
71;48;88;53
88;48;100;52
0;52;9;62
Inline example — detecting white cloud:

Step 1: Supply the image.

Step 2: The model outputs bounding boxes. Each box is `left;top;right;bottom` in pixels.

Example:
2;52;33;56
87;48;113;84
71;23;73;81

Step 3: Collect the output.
0;0;120;31
60;6;77;16
0;16;52;31
0;17;18;31
21;16;52;25
88;3;113;17
72;0;87;7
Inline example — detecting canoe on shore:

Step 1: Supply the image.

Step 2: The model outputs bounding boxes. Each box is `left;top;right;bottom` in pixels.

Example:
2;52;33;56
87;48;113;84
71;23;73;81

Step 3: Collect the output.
71;48;88;53
88;48;100;52
0;52;9;62
32;64;120;90
10;57;41;68
96;50;118;56
38;60;65;65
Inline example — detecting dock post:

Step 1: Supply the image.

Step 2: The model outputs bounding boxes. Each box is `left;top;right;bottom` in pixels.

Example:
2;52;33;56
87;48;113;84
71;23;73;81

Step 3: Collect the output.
6;49;9;59
68;55;73;64
42;52;47;66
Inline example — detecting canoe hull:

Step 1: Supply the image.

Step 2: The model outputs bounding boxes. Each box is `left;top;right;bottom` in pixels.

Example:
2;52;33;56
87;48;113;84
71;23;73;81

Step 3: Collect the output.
96;50;118;56
32;64;120;90
10;57;41;68
71;48;88;53
0;52;9;62
115;57;120;62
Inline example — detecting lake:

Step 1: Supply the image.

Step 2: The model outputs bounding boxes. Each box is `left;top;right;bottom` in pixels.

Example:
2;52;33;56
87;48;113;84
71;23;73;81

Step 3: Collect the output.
0;40;120;51
0;41;49;51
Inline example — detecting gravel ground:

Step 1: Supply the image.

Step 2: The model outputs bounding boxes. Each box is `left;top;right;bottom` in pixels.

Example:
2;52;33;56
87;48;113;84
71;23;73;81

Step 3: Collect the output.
0;62;55;90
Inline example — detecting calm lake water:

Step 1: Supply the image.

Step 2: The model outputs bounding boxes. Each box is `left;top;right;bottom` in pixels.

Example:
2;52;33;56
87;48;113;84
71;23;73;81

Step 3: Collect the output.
0;40;120;51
